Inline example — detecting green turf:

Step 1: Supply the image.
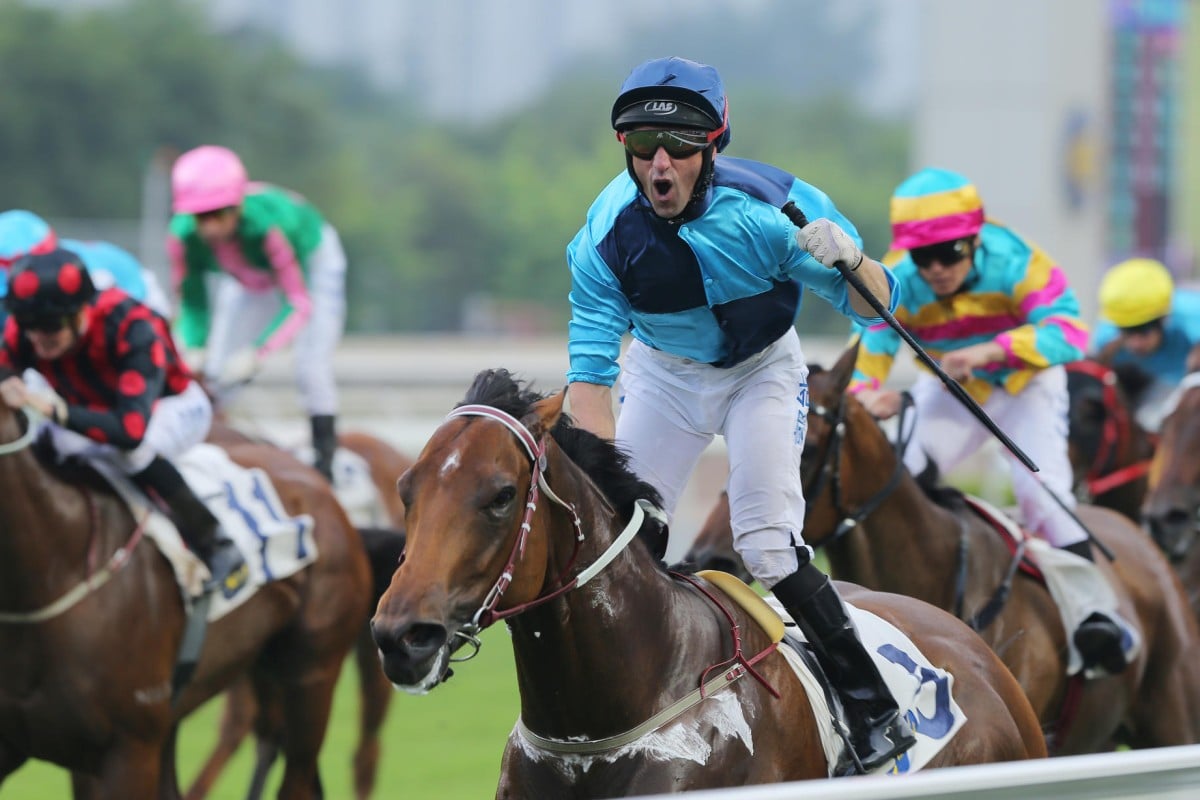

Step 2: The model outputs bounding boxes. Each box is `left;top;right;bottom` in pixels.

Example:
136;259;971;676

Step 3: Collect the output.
0;627;519;799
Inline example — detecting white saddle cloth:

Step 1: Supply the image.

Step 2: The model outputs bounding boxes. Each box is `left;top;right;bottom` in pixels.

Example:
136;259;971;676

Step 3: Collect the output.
293;444;391;528
92;442;318;621
766;597;968;776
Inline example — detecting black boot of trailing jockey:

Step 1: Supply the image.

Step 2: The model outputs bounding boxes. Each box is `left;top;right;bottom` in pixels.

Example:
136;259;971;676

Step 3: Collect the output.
311;414;337;484
772;560;916;772
1062;539;1127;675
132;456;249;599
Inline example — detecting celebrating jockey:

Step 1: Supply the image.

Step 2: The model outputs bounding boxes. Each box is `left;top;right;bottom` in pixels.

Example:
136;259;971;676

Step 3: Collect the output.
851;167;1135;677
0;248;247;598
167;145;346;483
0;209;171;320
564;56;915;772
1092;257;1200;431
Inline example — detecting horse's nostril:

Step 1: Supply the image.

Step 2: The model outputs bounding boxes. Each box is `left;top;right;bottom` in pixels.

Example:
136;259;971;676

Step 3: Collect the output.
404;623;448;653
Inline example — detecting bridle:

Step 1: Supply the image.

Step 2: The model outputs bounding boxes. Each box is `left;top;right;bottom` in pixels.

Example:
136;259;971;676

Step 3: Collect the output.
446;404;665;658
1064;361;1151;498
801;393;910;547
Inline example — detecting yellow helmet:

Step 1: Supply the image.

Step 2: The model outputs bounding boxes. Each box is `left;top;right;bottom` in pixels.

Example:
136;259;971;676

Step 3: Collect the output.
1099;257;1174;328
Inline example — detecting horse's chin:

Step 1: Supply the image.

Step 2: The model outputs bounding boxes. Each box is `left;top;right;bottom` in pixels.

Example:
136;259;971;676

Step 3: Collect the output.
382;645;451;695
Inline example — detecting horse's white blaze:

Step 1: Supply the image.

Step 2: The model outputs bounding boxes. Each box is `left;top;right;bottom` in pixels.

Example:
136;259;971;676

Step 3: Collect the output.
512;689;753;773
438;449;462;478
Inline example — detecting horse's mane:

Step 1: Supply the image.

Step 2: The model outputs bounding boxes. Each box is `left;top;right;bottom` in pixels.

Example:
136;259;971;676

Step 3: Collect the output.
458;369;665;517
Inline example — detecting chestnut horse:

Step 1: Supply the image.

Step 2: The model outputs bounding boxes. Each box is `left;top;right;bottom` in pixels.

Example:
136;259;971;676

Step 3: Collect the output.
690;345;1200;755
0;405;372;799
185;424;410;800
1142;378;1200;619
1065;360;1156;522
371;369;1045;797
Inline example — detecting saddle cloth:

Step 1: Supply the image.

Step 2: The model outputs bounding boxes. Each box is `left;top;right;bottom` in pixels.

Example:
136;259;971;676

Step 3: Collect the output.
964;494;1142;678
761;596;968;776
293;443;391;528
91;442;318;621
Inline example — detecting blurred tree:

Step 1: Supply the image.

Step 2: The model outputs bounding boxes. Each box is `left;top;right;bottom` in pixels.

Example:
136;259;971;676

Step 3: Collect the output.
0;0;906;335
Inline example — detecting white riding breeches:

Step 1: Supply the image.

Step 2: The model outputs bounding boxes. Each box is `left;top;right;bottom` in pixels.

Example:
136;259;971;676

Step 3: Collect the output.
901;366;1085;547
47;380;213;475
615;329;810;589
203;223;346;416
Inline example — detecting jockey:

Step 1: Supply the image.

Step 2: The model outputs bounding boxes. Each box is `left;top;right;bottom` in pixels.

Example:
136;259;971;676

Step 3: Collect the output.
167;145;346;483
851;167;1134;676
1092;257;1200;431
0;248;248;598
0;209;171;320
564;55;915;772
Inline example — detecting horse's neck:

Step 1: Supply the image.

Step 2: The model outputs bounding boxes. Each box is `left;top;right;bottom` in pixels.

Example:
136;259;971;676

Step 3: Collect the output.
507;480;708;736
0;420;94;609
828;475;958;586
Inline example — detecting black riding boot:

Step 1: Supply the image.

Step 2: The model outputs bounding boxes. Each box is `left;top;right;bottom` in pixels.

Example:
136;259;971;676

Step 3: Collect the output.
311;414;337;484
772;561;916;772
132;457;249;599
1062;540;1127;675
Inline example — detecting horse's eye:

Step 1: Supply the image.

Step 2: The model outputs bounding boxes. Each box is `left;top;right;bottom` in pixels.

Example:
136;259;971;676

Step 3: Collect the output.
487;486;518;516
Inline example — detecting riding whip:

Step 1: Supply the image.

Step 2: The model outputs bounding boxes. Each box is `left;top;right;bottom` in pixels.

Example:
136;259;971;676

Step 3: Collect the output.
782;202;1115;561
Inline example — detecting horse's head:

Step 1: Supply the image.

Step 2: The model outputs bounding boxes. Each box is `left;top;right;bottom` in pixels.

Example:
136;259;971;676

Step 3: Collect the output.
371;369;666;694
1143;384;1200;561
1065;360;1145;489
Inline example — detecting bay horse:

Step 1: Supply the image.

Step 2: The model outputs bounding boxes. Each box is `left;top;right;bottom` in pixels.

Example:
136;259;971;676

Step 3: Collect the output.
371;369;1045;797
1065;359;1156;522
0;404;373;799
1142;377;1200;619
185;423;410;800
695;343;1199;754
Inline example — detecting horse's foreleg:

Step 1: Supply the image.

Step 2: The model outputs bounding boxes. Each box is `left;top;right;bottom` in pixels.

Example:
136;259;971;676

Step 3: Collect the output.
275;666;340;800
353;623;392;799
183;678;260;800
0;743;26;787
69;738;162;800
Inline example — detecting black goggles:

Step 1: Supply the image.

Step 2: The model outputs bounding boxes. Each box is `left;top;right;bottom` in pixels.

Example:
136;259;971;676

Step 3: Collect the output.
910;238;972;269
618;128;718;160
17;313;70;334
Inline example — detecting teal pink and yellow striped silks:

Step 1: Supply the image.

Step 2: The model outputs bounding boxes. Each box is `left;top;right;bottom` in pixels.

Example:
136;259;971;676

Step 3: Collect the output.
851;221;1089;404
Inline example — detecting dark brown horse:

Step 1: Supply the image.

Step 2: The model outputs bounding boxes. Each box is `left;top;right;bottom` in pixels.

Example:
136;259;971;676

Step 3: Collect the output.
0;404;372;799
1142;378;1200;618
371;369;1045;797
185;424;410;800
690;345;1200;755
1065;360;1156;522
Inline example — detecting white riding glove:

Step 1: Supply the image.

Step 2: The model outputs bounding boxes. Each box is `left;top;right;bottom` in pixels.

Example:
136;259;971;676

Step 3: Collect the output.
216;347;261;389
181;348;206;375
797;218;864;271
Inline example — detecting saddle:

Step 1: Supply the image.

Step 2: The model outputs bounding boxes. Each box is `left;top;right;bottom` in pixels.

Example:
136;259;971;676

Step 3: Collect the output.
693;570;966;776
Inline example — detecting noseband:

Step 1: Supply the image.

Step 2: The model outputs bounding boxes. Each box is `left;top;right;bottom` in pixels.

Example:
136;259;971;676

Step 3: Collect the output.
446;404;664;653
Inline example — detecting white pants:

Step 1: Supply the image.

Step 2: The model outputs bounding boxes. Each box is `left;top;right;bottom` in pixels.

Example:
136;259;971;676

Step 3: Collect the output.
616;329;809;589
48;380;213;475
204;223;346;415
901;367;1084;547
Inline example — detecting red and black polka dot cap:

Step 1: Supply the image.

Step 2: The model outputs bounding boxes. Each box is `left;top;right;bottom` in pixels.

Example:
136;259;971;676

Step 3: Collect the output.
5;248;96;321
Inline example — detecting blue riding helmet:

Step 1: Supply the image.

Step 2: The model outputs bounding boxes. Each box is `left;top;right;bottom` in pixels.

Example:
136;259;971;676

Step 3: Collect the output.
611;56;731;152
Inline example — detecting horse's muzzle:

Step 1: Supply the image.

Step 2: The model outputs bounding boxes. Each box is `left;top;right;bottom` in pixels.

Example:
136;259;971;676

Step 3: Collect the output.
371;617;451;692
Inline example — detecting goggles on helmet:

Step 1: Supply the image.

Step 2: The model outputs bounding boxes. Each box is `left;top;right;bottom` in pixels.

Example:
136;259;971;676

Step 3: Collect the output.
617;128;721;160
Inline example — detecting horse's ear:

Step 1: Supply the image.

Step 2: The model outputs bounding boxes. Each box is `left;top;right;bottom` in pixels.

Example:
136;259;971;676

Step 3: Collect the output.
829;337;861;394
524;391;565;440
